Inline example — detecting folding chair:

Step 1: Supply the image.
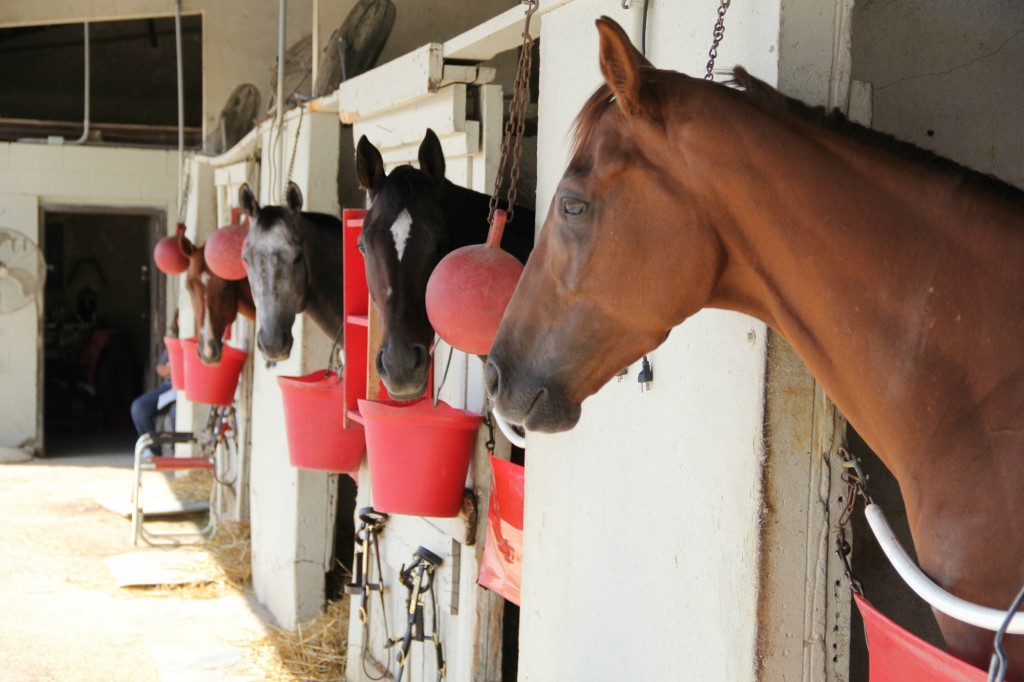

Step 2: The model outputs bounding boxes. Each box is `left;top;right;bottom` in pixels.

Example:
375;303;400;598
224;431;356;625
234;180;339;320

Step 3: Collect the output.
130;431;216;546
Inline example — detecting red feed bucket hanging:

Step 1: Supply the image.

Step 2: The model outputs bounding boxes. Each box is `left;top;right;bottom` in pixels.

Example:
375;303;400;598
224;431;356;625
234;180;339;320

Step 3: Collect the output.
164;336;187;390
278;370;365;473
358;397;482;517
854;594;987;681
181;338;248;406
425;210;524;355
204;216;249;281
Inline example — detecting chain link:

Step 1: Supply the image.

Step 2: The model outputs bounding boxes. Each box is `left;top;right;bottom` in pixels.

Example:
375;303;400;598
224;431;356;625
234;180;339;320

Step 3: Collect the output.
282;104;305;202
833;446;872;595
488;0;538;227
704;0;731;80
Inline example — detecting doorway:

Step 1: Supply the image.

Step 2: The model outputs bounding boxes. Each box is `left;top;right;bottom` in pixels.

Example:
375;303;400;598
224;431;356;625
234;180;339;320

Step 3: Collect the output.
42;209;165;456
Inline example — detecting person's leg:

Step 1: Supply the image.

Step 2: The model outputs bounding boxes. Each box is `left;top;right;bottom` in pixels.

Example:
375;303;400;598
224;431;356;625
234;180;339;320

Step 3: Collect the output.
131;383;172;444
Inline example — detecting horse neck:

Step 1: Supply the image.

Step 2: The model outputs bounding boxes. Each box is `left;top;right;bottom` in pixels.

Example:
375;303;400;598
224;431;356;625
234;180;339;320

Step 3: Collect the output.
678;95;1024;483
440;181;492;248
297;214;345;337
440;181;534;262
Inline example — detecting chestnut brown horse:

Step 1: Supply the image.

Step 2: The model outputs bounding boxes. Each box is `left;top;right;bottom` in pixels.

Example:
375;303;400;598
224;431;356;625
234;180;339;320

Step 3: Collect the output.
179;230;255;364
486;17;1024;676
356;129;533;399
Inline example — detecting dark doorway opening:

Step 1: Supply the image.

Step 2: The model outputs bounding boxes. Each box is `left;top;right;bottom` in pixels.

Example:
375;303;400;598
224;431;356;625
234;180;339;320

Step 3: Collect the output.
42;210;164;457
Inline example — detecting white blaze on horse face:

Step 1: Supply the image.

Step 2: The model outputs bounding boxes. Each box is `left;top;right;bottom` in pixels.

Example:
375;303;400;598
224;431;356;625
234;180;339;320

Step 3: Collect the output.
390;209;413;262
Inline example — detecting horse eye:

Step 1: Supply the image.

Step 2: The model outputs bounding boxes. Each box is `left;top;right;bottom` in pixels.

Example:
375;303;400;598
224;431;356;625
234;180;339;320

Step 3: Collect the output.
293;252;303;264
357;239;366;255
562;198;588;217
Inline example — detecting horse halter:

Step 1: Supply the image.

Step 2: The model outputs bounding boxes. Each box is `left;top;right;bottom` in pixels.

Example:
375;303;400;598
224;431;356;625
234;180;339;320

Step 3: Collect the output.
386;546;445;682
346;507;392;680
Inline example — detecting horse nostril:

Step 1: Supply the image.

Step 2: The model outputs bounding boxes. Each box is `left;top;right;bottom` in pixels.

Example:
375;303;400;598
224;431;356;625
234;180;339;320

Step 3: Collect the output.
411;344;429;370
484;360;501;398
376;349;388;378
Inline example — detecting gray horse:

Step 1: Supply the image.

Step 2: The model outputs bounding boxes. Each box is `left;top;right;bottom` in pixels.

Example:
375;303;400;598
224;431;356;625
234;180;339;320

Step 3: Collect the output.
240;182;344;361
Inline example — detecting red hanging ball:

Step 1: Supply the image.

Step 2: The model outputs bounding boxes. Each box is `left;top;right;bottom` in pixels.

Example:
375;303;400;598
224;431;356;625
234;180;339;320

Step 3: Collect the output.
426;210;524;355
205;221;249;281
153;234;188;274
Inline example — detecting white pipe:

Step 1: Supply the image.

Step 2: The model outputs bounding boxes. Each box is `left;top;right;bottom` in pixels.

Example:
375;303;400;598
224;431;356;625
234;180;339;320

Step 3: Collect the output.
275;0;287;199
69;22;91;145
174;0;185;215
865;503;1024;633
492;408;527;449
311;0;319;94
19;22;90;145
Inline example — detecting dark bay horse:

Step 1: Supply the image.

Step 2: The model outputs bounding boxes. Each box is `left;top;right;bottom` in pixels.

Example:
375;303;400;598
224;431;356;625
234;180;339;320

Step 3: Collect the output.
355;129;534;399
179;230;255;364
240;182;345;362
486;16;1024;676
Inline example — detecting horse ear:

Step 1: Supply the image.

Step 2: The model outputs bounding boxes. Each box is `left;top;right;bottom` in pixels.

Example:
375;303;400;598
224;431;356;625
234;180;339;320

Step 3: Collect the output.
239;184;260;219
285;182;303;212
356;135;385;194
595;16;648;116
418;129;446;186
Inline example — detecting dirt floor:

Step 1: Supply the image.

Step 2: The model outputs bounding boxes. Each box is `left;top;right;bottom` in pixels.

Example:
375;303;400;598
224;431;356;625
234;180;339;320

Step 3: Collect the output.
0;443;273;681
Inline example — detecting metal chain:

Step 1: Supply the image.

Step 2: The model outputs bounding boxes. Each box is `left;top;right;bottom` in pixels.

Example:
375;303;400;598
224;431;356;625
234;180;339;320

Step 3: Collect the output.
282;104;305;202
833;446;872;596
324;320;345;381
704;0;731;80
483;411;496;455
488;0;538;227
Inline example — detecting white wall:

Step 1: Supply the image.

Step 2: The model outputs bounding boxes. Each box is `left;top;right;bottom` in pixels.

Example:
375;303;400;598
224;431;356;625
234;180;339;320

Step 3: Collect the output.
246;108;341;628
0;142;178;451
0;193;40;450
519;2;779;680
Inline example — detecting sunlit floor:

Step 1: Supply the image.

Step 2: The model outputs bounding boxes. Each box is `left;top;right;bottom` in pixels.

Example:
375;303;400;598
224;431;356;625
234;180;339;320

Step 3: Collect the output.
0;446;271;682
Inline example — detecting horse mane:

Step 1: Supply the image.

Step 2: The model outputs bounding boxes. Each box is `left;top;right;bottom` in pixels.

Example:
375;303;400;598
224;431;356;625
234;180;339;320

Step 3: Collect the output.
572;65;1024;206
729;67;1024;207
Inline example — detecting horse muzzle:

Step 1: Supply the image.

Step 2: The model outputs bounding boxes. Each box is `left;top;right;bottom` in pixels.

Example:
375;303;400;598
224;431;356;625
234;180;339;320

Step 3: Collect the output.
198;337;223;365
377;344;430;400
484;358;582;433
257;329;293;362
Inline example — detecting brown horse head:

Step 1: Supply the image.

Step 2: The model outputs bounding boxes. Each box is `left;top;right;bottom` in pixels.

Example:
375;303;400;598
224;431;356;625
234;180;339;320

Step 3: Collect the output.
487;18;723;432
356;130;537;399
355;130;448;399
179;228;254;365
488;15;1024;674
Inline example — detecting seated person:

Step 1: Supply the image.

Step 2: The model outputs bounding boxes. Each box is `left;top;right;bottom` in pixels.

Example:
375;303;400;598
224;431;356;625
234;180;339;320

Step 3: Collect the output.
130;343;176;454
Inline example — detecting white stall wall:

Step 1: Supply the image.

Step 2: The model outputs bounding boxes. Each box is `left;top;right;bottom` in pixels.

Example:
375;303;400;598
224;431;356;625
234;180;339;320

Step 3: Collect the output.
0;142;178;451
247;108;341;628
0;193;41;450
851;0;1024;188
519;1;778;680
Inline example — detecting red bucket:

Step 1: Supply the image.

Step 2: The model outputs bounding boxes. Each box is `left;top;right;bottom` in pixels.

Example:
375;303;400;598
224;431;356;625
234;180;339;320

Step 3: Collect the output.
278;370;365;472
359;398;482;517
164;336;186;390
181;338;248;406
